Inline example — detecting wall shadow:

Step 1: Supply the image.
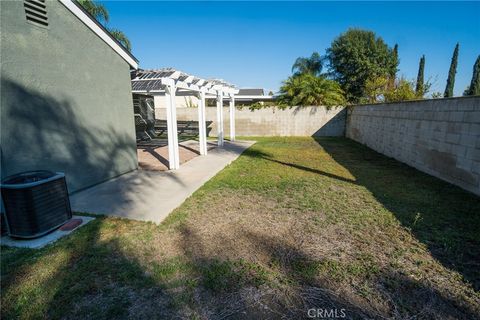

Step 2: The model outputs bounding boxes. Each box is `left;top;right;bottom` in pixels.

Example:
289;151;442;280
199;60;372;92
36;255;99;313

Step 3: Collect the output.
1;78;137;193
311;108;346;137
314;137;480;291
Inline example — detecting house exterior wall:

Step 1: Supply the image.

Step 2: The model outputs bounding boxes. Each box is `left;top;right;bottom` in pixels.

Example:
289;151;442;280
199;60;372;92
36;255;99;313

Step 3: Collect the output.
346;97;480;195
155;106;346;137
0;0;137;193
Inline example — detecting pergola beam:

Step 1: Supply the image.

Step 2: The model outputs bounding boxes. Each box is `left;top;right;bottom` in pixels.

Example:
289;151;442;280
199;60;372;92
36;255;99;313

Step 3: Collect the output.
229;96;235;141
164;80;180;170
216;90;224;146
131;68;238;169
197;90;208;155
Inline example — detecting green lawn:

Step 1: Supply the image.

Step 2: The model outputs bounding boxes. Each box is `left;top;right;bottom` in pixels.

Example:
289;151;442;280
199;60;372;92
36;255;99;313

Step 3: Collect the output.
2;137;479;319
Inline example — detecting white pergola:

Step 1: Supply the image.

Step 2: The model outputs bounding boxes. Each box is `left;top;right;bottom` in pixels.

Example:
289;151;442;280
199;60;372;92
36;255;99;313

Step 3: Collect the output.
131;68;239;170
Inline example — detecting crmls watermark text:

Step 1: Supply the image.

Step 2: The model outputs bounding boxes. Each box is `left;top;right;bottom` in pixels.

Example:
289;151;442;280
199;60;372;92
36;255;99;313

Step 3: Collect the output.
307;308;347;318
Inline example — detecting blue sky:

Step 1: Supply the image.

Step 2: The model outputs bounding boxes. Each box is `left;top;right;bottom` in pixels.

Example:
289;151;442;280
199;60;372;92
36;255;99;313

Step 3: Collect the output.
103;1;480;96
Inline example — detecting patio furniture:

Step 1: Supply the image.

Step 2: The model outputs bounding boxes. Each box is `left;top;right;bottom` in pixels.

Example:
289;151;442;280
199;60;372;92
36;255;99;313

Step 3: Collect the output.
155;119;213;136
135;114;152;141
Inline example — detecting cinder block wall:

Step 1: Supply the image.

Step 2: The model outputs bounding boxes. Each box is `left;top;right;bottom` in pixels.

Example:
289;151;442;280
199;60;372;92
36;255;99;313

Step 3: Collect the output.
346;97;480;195
156;106;346;137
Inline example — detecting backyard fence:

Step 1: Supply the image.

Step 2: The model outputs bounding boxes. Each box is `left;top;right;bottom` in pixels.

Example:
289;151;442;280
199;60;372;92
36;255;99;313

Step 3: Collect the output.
155;106;346;137
154;97;479;195
346;96;480;195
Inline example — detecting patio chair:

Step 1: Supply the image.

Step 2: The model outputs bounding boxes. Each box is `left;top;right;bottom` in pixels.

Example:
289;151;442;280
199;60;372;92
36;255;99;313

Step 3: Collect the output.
134;114;152;141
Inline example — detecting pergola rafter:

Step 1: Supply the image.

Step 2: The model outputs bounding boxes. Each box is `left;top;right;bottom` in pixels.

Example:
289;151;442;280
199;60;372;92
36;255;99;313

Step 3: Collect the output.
131;68;239;170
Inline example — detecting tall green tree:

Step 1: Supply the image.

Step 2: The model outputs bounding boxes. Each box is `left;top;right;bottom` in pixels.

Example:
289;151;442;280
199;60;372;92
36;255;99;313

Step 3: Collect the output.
444;43;459;97
277;74;345;108
78;0;132;51
416;55;425;96
390;44;399;84
327;28;399;103
466;55;480;96
292;52;323;76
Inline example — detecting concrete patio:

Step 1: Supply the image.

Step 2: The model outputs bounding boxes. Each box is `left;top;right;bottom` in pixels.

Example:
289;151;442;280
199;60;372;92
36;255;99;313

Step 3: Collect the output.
70;140;254;223
137;139;218;171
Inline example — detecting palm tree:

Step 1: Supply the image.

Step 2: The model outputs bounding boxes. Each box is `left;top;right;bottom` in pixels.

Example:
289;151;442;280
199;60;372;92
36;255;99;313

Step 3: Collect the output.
278;74;346;107
291;52;323;76
78;0;132;52
77;0;109;23
108;29;132;52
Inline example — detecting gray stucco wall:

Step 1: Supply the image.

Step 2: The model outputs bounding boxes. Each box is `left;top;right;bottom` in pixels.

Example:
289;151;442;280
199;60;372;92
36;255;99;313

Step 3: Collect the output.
1;1;137;193
346;97;480;195
156;106;346;137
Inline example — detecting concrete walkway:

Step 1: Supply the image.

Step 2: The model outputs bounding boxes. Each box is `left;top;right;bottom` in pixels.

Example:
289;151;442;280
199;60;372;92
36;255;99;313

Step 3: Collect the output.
70;140;254;224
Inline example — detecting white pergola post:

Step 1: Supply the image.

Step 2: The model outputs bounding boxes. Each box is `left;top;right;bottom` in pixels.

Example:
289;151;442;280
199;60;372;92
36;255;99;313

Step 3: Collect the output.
216;90;224;146
197;90;208;155
165;82;180;170
229;95;235;141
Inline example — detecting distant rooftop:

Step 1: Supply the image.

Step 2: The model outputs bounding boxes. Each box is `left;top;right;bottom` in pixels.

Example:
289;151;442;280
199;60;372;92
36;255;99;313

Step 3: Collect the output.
237;88;265;96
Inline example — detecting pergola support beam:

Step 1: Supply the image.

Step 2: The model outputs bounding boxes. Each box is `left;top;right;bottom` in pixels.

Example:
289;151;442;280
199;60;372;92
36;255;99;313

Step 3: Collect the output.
197;90;208;155
229;96;235;141
216;90;224;146
165;82;180;170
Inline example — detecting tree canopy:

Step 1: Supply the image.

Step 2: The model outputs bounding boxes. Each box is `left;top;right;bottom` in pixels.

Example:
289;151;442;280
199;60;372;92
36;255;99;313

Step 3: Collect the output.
326;28;398;103
78;0;132;52
363;76;423;104
291;52;324;76
466;55;480;96
416;55;425;97
277;73;346;108
108;28;132;52
444;43;459;97
77;0;109;23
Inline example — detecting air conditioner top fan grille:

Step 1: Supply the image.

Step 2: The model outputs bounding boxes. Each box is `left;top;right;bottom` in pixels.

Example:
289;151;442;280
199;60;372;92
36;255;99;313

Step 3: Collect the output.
1;170;61;188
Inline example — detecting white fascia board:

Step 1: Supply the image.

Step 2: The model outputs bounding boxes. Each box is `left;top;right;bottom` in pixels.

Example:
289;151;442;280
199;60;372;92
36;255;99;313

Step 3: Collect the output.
132;90;165;94
59;0;138;69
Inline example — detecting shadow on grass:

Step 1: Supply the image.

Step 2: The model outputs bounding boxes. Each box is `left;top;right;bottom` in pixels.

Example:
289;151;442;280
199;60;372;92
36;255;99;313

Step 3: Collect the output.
313;138;480;291
1;218;185;319
244;138;480;291
175;221;479;319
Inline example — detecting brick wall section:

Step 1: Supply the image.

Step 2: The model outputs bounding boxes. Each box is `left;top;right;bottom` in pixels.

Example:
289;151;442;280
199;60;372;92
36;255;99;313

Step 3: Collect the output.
346;96;480;195
156;106;346;137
